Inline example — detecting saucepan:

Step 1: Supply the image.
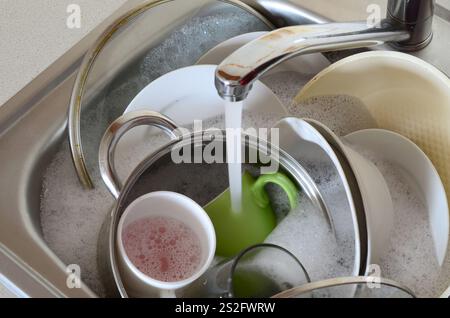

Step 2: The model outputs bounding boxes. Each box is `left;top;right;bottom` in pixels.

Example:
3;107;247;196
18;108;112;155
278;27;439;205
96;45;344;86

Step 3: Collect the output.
96;110;331;297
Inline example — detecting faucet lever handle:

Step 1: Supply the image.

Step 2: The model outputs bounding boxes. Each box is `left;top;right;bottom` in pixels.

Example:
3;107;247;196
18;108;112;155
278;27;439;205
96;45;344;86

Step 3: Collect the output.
387;0;435;51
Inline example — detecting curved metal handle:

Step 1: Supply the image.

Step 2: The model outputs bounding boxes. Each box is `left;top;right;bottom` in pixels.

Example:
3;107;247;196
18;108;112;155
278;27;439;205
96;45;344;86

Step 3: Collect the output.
99;110;179;199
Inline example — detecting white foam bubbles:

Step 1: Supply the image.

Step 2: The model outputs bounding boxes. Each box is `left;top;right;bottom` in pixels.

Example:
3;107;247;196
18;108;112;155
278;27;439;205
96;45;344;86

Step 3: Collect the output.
289;95;378;136
265;166;355;283
40;141;113;296
123;216;202;282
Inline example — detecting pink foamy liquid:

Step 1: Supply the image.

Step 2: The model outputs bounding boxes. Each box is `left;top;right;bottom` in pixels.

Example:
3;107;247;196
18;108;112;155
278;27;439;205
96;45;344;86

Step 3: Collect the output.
122;216;203;282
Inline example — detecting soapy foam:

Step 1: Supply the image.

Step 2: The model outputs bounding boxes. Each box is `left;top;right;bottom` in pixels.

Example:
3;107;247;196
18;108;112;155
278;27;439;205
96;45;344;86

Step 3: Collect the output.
266;162;355;283
261;71;313;107
40;142;113;296
139;12;268;86
123;216;202;282
288;95;378;136
40;72;450;297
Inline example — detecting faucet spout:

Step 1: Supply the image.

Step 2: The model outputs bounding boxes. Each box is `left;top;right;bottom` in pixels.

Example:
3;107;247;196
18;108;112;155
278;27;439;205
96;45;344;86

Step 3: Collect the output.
215;21;410;102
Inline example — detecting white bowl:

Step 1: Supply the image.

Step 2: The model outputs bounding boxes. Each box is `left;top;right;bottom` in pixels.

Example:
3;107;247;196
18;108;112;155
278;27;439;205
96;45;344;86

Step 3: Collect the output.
295;51;450;213
305;119;394;272
275;117;394;275
344;129;449;266
125;64;287;123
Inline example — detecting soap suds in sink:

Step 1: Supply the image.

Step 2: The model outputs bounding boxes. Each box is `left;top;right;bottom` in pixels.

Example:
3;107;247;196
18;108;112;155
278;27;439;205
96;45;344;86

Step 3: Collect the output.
40;141;113;296
40;70;449;297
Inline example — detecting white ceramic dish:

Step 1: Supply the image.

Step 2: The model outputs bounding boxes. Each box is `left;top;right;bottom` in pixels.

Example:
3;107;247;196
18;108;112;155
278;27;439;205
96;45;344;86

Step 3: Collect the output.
305;119;394;271
125;64;287;122
274;117;362;277
344;129;449;266
197;31;330;76
115;64;287;172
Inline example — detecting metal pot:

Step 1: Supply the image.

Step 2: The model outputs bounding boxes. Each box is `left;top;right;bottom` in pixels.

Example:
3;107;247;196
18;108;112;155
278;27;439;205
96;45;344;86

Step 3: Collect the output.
97;110;330;297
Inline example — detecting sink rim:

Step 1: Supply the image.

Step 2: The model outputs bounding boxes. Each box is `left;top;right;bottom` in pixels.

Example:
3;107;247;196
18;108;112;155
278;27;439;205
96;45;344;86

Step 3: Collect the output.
2;0;450;298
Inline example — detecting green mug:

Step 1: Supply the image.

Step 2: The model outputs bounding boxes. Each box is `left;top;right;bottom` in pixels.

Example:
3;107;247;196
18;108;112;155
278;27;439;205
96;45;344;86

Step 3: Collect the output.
204;170;299;257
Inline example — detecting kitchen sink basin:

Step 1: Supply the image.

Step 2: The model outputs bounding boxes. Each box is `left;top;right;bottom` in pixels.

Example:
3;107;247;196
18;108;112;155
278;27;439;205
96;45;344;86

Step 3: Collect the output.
1;0;450;297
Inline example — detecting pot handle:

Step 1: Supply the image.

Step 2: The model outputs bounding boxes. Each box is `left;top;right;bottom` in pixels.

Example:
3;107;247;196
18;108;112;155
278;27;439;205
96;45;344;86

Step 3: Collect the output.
99;110;179;198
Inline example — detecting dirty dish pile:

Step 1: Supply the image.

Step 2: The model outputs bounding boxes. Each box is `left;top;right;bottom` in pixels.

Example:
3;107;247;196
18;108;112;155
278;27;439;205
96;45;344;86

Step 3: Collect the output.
40;71;361;297
40;32;450;298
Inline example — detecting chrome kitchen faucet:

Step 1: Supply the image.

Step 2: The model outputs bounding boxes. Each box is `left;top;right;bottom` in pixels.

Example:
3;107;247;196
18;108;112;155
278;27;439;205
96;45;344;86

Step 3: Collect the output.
215;0;435;102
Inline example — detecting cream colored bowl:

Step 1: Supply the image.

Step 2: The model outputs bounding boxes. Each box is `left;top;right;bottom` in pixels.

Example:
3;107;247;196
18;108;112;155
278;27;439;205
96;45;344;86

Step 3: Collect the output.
295;51;450;208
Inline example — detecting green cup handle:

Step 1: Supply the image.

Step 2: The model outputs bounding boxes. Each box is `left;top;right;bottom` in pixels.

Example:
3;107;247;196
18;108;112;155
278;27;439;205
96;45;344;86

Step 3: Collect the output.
251;173;299;210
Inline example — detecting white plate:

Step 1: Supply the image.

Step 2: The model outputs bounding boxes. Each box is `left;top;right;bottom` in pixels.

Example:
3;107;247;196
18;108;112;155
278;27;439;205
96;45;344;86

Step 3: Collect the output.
124;64;287;121
116;64;287;179
197;32;330;76
344;129;449;266
274;117;361;277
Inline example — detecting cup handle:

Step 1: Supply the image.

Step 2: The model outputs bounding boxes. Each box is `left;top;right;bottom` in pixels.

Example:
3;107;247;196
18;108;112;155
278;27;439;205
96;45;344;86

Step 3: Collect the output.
99;110;179;199
251;173;299;210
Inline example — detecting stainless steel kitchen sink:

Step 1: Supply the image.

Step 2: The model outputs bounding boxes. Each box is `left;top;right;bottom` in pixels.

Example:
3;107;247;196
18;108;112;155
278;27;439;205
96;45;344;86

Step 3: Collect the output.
1;0;450;297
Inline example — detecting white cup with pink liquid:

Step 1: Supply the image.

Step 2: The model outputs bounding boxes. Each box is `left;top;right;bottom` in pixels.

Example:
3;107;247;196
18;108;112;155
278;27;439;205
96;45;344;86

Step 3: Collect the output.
116;191;216;298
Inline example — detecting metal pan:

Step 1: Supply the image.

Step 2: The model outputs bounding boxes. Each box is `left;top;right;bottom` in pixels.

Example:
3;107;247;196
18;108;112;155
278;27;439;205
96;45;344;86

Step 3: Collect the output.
97;110;331;297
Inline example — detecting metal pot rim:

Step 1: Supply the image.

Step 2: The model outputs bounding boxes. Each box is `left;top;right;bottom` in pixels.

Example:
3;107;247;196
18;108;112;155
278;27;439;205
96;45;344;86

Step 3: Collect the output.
106;131;333;298
67;0;274;189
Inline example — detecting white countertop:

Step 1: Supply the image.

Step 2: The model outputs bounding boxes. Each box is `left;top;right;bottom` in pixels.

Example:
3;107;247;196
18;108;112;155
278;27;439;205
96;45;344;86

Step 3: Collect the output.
0;0;127;107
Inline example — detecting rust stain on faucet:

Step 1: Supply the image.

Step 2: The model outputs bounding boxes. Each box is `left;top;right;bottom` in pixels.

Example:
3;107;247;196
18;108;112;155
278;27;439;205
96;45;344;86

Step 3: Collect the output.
260;25;318;42
260;28;295;41
226;63;248;69
284;44;302;53
217;70;241;81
